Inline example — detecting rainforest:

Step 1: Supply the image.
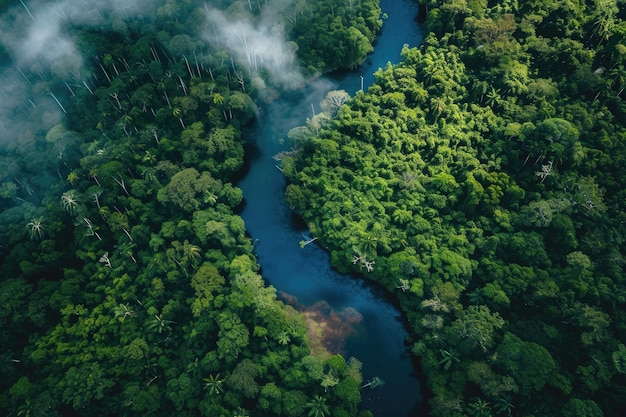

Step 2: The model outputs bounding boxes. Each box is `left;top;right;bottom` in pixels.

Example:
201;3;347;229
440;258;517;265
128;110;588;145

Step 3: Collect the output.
1;0;625;417
283;0;626;416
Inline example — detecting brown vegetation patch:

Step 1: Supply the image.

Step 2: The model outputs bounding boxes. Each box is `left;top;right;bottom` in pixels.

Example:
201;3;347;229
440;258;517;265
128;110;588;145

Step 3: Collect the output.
302;300;363;355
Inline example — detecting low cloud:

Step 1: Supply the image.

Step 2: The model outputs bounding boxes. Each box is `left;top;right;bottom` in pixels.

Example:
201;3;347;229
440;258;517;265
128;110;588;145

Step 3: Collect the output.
0;0;158;147
1;0;157;75
204;6;304;89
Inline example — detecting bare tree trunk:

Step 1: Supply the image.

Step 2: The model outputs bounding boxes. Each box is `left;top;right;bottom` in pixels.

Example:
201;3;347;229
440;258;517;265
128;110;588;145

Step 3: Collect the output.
163;91;171;108
49;92;67;113
150;46;160;62
178;76;188;96
82;80;94;95
123;228;133;241
193;51;201;78
109;92;122;110
99;63;112;84
64;82;75;96
184;56;194;78
19;0;35;22
111;174;130;196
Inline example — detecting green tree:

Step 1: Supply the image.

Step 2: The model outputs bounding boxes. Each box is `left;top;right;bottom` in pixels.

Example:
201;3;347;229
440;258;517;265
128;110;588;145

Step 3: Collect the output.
447;305;504;353
157;168;215;212
227;359;260;399
438;349;460;370
305;395;330;417
495;333;558;396
61;191;80;215
217;312;249;364
203;374;224;396
146;314;174;334
467;398;491;417
60;363;114;410
26;217;46;240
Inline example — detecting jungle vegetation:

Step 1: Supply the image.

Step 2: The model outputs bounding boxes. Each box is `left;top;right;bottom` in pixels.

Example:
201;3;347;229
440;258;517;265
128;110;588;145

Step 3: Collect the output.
283;0;626;416
0;0;382;416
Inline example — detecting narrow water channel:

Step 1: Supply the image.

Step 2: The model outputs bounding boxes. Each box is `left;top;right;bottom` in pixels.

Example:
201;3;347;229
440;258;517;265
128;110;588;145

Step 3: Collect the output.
238;1;424;415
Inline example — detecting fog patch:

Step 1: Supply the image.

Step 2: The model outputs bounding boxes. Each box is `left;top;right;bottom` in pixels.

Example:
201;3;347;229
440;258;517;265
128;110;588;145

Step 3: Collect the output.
1;0;157;75
0;0;158;147
204;6;304;90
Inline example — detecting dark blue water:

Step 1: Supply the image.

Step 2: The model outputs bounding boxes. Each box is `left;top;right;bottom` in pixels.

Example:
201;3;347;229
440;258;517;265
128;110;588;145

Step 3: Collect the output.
238;1;424;416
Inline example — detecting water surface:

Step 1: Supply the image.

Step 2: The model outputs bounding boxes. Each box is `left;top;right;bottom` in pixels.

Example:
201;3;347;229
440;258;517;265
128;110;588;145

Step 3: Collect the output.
239;1;424;415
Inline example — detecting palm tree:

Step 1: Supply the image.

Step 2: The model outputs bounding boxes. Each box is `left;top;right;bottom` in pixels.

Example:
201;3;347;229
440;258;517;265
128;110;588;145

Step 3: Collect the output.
0;350;19;374
591;5;618;47
26;217;46;240
203;373;224;395
359;235;378;258
467;288;484;305
143;150;157;165
397;278;410;292
66;171;80;185
203;191;218;205
438;349;460;370
609;66;626;97
276;330;291;345
485;85;502;108
61;191;80;215
16;399;32;417
430;96;446;118
233;407;249;417
494;396;514;416
146;314;174;334
467;398;491;417
305;395;330;417
361;376;384;389
89;167;101;186
213;92;224;105
113;304;135;322
181;240;201;269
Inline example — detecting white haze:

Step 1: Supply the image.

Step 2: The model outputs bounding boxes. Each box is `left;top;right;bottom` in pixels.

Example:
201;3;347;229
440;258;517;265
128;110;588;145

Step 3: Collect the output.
1;0;157;75
204;6;304;90
0;0;309;147
0;0;158;146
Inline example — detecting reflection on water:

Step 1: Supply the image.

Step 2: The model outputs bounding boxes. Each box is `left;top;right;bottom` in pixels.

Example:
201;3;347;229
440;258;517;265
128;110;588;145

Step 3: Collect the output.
280;291;364;355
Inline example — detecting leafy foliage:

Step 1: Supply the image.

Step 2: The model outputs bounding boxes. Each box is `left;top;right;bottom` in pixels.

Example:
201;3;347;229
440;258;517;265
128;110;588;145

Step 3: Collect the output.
284;1;626;416
0;0;379;416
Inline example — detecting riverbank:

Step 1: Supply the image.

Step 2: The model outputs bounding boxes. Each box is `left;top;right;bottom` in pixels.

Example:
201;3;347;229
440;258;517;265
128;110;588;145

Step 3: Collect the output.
237;0;425;415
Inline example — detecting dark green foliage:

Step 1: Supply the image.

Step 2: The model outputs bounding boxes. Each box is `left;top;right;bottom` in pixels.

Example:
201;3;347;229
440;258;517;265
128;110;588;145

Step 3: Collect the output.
284;1;626;416
290;0;383;74
0;0;376;415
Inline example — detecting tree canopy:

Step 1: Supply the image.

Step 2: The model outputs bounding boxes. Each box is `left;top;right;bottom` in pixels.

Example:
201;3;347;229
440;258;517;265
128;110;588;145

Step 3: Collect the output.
0;0;381;416
283;1;626;416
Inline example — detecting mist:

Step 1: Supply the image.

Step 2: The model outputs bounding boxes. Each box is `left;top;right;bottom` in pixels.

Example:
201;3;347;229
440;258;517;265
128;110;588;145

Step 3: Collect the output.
1;0;157;74
0;0;159;150
204;5;304;90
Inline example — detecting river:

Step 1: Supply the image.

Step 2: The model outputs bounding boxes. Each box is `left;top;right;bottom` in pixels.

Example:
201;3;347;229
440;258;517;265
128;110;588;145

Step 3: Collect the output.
238;0;425;416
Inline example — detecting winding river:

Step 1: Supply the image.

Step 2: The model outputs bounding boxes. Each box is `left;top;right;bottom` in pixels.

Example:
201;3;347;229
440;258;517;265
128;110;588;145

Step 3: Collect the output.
238;0;424;415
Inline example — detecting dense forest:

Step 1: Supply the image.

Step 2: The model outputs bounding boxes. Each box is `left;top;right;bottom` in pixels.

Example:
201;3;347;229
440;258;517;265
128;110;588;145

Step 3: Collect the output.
283;0;626;416
3;0;626;416
0;0;382;416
